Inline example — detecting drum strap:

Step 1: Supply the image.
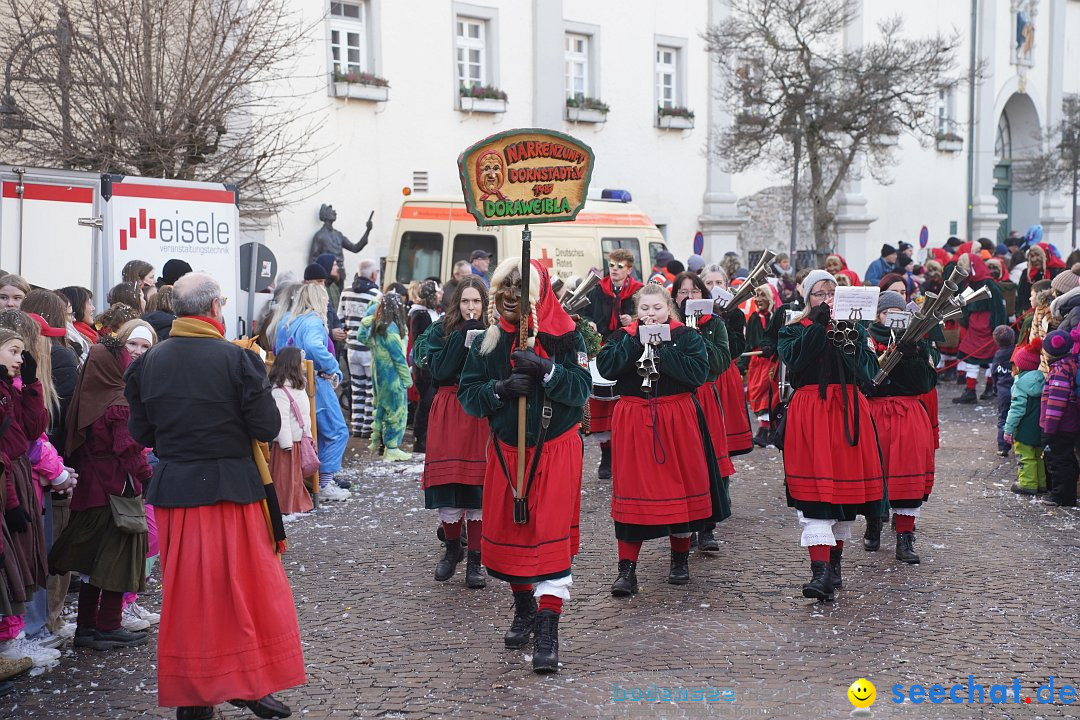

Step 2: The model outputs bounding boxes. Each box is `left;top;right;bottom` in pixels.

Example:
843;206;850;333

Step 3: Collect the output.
492;398;553;524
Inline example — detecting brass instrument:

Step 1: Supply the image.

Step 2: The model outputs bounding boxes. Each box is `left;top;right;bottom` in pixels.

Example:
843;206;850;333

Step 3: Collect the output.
562;270;602;315
872;256;973;386
778;308;799;401
636;327;664;390
716;249;777;312
826;319;861;355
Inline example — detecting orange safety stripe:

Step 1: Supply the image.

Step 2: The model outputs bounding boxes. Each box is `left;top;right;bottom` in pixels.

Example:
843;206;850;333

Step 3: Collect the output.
396;205;654;227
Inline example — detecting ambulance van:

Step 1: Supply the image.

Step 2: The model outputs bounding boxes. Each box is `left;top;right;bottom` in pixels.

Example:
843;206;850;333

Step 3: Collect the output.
385;191;668;285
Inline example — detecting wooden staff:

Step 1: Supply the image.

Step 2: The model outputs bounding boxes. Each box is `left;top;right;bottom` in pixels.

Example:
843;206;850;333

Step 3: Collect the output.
515;225;532;524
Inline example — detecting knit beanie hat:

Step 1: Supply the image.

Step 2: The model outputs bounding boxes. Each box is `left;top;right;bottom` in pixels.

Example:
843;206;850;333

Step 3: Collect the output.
1013;338;1042;371
687;254;705;273
1050;263;1080;295
160;259;193;287
303;263;329;281
881;243;897;257
876;290;906;315
801;269;836;306
1043;329;1074;360
992;325;1016;348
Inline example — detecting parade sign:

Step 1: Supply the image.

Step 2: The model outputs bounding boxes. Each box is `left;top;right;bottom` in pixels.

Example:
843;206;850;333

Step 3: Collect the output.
457;128;594;227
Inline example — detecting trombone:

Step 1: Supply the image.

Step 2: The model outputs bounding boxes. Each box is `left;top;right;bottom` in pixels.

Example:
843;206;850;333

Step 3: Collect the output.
715;250;777;313
562;270;602;315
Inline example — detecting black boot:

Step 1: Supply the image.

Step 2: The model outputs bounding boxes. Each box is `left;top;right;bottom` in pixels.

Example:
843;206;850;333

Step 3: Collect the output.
91;627;148;650
532;610;560;673
863;516;882;551
433;540;464;582
829;546;843;589
611;560;638;596
698;527;719;552
753;426;770;448
465;550;486;589
667;550;690;585
177;708;215;720
504;591;537;648
980;383;996;401
802;561;835;601
896;532;920;564
229;693;292;718
598;444;612;480
952;387;977;404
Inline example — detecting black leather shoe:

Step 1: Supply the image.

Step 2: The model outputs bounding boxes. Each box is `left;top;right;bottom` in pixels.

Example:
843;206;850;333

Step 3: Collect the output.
73;625;97;648
667;550;690;585
465;550;487;589
532;610;560;673
597;445;612;480
504;591;537;649
952;388;977;404
611;560;638;596
863;515;882;551
802;560;835;601
91;627;148;650
895;532;920;564
229;693;292;719
176;707;214;720
698;528;719;552
433;540;464;582
829;546;843;589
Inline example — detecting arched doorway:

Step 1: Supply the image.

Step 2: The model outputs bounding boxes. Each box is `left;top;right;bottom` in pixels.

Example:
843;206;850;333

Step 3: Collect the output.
994;93;1041;242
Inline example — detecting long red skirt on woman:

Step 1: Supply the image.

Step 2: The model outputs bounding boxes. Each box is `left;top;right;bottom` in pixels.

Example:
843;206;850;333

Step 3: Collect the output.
869;396;936;503
423;385;488;500
697;383;735;477
716;363;753;454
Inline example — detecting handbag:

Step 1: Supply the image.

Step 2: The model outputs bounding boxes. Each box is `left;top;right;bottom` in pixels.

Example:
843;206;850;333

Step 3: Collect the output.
284;387;320;477
108;477;148;535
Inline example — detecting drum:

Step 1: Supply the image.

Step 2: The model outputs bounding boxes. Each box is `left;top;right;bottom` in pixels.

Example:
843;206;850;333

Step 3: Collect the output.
589;359;618;400
588;359;618;435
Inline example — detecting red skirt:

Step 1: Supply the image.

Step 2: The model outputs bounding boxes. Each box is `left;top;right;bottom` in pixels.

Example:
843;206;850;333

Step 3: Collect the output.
269;445;313;515
868;395;936;502
611;395;712;526
958;310;994;363
423;385;489;488
481;427;582;584
587;397;616;434
783;386;884;506
919;388;940;449
697;383;735;477
717;363;753;454
746;355;779;414
156;502;305;708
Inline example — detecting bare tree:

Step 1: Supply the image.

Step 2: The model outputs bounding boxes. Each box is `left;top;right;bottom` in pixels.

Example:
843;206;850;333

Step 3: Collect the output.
705;0;964;254
1014;95;1080;251
0;0;326;216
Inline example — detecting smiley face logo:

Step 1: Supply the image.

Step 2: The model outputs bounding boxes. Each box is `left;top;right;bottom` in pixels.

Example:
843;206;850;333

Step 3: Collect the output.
848;678;876;708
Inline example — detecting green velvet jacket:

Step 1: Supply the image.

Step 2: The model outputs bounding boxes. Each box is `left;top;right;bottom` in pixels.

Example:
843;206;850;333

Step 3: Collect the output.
695;315;731;382
595;324;708;398
414;318;469;388
961;278;1007;329
722;308;747;359
458;328;590;446
865;323;939;397
777;319;878;389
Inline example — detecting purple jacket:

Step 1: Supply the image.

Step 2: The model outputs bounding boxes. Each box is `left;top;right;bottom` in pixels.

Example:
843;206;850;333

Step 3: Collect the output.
1040;355;1080;436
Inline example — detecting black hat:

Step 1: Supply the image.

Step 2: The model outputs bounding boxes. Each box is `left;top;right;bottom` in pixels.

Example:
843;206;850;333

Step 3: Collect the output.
896;254;914;270
898;241;913;252
470;249;492;261
945;237;963;249
881;244;897;257
303;263;329;281
159;259;193;287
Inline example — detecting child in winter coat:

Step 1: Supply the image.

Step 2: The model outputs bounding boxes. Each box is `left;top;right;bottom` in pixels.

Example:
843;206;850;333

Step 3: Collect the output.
358;292;413;461
990;326;1017;457
1004;339;1046;495
268;347;315;516
1038;330;1079;506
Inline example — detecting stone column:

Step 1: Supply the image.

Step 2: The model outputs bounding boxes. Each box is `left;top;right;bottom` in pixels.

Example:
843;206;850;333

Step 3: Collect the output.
698;0;745;262
970;3;1007;239
532;0;564;129
1039;0;1073;248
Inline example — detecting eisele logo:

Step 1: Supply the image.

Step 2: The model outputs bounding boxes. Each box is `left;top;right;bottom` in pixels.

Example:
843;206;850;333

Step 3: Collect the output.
119;208;232;250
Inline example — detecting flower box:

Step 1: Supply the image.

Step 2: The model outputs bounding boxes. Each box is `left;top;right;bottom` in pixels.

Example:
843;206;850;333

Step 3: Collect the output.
566;106;607;124
460;96;507;113
331;82;389;102
658;114;694;130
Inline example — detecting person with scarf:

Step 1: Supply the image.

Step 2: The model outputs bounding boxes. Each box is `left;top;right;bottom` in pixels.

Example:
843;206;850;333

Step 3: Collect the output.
863;291;938;563
58;286;98;348
595;281;726;598
413;276;490;588
48;339;153;651
824;254;861;286
1016;242;1065;316
777;270;884;602
458;258;590;674
745;282;784;447
583;249;644;480
701;265;754;456
953;254;1007;404
671;271;734;553
125;273;303;720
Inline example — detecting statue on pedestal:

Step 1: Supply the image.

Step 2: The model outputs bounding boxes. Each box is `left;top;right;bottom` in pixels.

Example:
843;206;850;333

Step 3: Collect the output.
309;204;373;285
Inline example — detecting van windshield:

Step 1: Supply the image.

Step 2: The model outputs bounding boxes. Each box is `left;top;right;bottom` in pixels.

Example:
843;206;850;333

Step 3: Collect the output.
397;231;443;283
601;238;643;281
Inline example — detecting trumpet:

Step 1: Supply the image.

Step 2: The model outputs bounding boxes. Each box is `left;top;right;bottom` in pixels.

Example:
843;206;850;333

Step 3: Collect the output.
873;256;971;386
826;319;860;355
636;329;663;390
562;270;602;315
716;249;777;312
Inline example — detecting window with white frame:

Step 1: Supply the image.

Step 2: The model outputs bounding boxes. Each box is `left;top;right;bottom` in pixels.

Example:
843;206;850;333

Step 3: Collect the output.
936;87;956;135
565;33;589;99
656;45;678;109
330;1;367;77
456;16;486;89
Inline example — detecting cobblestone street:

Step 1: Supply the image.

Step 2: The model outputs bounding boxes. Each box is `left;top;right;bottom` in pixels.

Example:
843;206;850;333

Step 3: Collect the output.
6;381;1080;719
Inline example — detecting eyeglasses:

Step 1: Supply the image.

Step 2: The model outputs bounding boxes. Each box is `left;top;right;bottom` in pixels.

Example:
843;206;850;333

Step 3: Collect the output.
608;263;629;270
217;296;229;307
809;291;836;300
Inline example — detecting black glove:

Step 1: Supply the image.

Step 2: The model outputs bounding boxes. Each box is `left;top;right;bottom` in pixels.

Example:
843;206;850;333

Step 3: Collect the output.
897;341;918;358
809;303;832;326
461;318;485;333
4;507;30;534
495;372;535;400
19;350;36;384
511;348;554;380
760;345;775;359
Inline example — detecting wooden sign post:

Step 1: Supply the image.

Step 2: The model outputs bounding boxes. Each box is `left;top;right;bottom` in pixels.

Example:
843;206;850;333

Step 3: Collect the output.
457;128;594;523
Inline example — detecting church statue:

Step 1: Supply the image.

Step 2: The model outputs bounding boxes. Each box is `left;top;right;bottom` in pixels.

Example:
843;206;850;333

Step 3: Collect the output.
309;204;373;284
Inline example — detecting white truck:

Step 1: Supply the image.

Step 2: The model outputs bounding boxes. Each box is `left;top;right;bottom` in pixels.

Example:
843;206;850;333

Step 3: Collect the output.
0;165;271;337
